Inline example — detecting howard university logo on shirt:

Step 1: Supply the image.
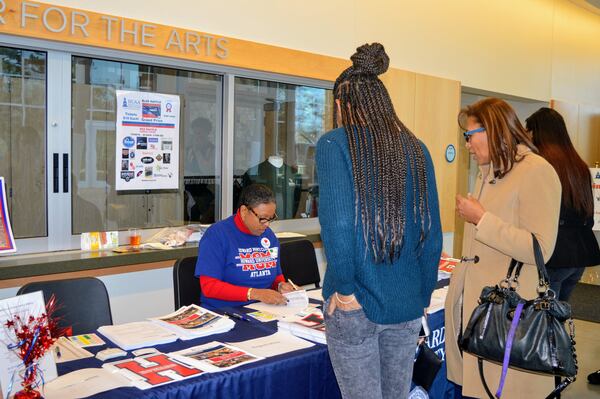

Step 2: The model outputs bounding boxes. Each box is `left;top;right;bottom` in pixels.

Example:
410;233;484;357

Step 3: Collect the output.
236;244;279;278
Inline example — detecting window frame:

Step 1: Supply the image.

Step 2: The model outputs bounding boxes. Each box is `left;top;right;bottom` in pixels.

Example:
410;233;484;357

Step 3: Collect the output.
0;33;332;254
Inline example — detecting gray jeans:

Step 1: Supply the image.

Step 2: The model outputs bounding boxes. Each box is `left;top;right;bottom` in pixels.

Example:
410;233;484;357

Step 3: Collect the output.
324;299;421;399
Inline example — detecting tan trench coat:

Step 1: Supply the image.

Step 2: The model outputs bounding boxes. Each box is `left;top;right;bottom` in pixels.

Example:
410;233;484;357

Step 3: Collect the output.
445;145;562;398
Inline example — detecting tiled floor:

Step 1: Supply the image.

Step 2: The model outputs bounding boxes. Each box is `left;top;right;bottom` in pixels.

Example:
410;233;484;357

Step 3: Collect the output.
563;319;600;398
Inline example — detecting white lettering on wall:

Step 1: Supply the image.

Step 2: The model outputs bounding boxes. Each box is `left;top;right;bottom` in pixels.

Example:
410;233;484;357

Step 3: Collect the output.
204;34;214;56
141;24;155;48
216;38;228;59
101;15;118;41
0;0;6;25
185;31;200;54
71;11;89;37
21;1;40;28
120;20;138;45
42;7;67;33
165;29;183;51
11;3;228;59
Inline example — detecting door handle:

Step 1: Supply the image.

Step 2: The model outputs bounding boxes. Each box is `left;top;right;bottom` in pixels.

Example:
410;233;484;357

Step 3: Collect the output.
62;153;69;193
53;153;59;193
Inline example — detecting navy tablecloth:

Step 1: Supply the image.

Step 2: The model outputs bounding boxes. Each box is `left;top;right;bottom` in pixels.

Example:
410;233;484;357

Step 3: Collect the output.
58;313;341;399
57;298;458;399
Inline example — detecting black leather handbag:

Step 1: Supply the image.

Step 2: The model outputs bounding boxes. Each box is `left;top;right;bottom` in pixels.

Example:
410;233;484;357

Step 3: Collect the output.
460;234;577;399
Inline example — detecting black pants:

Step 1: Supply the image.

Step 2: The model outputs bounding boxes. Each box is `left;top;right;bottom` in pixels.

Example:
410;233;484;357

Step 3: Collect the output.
547;267;585;302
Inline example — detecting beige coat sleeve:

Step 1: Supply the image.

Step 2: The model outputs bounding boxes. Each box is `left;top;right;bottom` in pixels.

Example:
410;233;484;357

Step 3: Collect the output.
475;162;561;264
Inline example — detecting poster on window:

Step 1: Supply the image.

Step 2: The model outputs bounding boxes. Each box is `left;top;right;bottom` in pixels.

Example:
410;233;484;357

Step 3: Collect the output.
115;90;180;191
0;177;16;254
592;168;600;231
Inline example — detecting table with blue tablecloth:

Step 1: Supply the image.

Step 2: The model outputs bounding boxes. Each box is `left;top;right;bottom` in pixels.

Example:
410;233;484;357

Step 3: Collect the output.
57;294;458;399
58;312;341;399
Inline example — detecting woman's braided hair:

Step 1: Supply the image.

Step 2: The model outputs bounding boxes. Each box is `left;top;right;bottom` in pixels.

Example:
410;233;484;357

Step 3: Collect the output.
334;43;431;263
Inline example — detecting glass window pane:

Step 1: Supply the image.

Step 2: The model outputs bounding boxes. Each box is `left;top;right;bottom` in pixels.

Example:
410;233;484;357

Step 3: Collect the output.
233;78;333;219
0;47;47;238
71;56;221;234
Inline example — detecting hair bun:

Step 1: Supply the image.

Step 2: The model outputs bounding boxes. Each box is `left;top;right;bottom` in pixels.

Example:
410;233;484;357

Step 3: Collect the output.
350;43;389;76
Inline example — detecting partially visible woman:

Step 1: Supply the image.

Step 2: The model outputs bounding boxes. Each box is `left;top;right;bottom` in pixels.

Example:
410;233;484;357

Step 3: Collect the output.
316;43;442;399
526;107;600;301
445;98;562;398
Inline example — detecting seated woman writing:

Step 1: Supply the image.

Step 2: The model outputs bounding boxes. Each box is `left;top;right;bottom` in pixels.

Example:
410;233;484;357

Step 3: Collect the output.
195;183;295;308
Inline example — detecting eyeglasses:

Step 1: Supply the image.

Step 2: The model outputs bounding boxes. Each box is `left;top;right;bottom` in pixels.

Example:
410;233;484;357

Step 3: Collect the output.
247;207;278;225
463;127;486;142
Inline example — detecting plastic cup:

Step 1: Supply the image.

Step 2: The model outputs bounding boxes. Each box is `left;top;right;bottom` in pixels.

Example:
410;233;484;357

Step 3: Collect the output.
129;229;141;247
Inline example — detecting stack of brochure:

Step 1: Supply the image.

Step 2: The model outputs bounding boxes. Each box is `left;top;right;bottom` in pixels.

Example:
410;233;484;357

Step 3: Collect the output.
170;341;264;372
149;305;235;340
98;321;179;350
98;306;235;350
277;311;326;344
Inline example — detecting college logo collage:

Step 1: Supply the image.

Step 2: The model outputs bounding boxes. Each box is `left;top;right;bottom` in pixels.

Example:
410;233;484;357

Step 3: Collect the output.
235;238;279;278
120;97;174;182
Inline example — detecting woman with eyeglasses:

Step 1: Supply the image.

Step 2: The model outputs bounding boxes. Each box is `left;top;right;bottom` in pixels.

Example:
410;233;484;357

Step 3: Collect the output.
445;98;561;398
195;183;295;308
316;43;442;398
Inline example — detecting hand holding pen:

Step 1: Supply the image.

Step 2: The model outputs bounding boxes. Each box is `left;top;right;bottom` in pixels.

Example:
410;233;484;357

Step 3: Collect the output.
277;279;300;293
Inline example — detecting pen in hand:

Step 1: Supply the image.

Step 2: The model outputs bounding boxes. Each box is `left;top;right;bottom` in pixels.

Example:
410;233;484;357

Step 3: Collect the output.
288;279;300;291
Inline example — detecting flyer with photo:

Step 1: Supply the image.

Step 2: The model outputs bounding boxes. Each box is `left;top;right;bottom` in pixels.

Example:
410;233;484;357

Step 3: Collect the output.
149;305;235;340
157;305;219;330
170;342;264;372
115;90;180;191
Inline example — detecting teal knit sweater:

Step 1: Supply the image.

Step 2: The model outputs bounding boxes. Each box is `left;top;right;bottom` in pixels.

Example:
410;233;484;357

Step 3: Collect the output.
316;127;442;324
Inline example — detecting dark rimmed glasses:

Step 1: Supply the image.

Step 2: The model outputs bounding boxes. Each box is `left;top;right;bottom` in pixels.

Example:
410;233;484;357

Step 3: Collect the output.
463;127;485;142
247;206;278;225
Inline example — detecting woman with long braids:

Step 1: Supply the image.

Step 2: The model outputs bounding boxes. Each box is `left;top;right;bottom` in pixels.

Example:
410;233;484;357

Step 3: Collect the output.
316;43;442;398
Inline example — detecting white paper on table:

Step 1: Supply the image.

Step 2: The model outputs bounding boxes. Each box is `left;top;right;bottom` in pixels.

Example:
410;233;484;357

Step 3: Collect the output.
427;286;448;314
306;289;323;301
227;331;315;358
0;292;58;399
283;290;309;308
97;321;178;350
43;368;132;399
52;337;94;363
244;290;310;319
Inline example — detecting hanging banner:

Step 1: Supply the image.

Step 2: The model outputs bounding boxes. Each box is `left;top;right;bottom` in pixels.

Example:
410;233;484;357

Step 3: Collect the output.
115;90;180;191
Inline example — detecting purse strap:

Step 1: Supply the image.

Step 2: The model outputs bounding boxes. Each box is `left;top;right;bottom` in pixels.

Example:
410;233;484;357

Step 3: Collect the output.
504;234;550;292
531;234;551;290
495;301;524;398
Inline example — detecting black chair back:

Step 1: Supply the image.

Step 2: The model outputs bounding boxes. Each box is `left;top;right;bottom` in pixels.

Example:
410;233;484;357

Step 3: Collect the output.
17;277;113;335
173;256;201;309
280;239;321;288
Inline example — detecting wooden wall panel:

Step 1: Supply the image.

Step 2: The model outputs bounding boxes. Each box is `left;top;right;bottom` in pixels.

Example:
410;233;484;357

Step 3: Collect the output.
414;74;461;232
380;69;416;131
578;104;600;166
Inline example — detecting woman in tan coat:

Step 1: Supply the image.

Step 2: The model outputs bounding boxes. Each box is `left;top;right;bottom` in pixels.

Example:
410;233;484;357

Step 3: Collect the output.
445;98;562;398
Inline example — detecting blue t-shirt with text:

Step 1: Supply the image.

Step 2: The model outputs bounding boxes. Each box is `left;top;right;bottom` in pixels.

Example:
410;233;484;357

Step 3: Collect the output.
195;216;281;308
